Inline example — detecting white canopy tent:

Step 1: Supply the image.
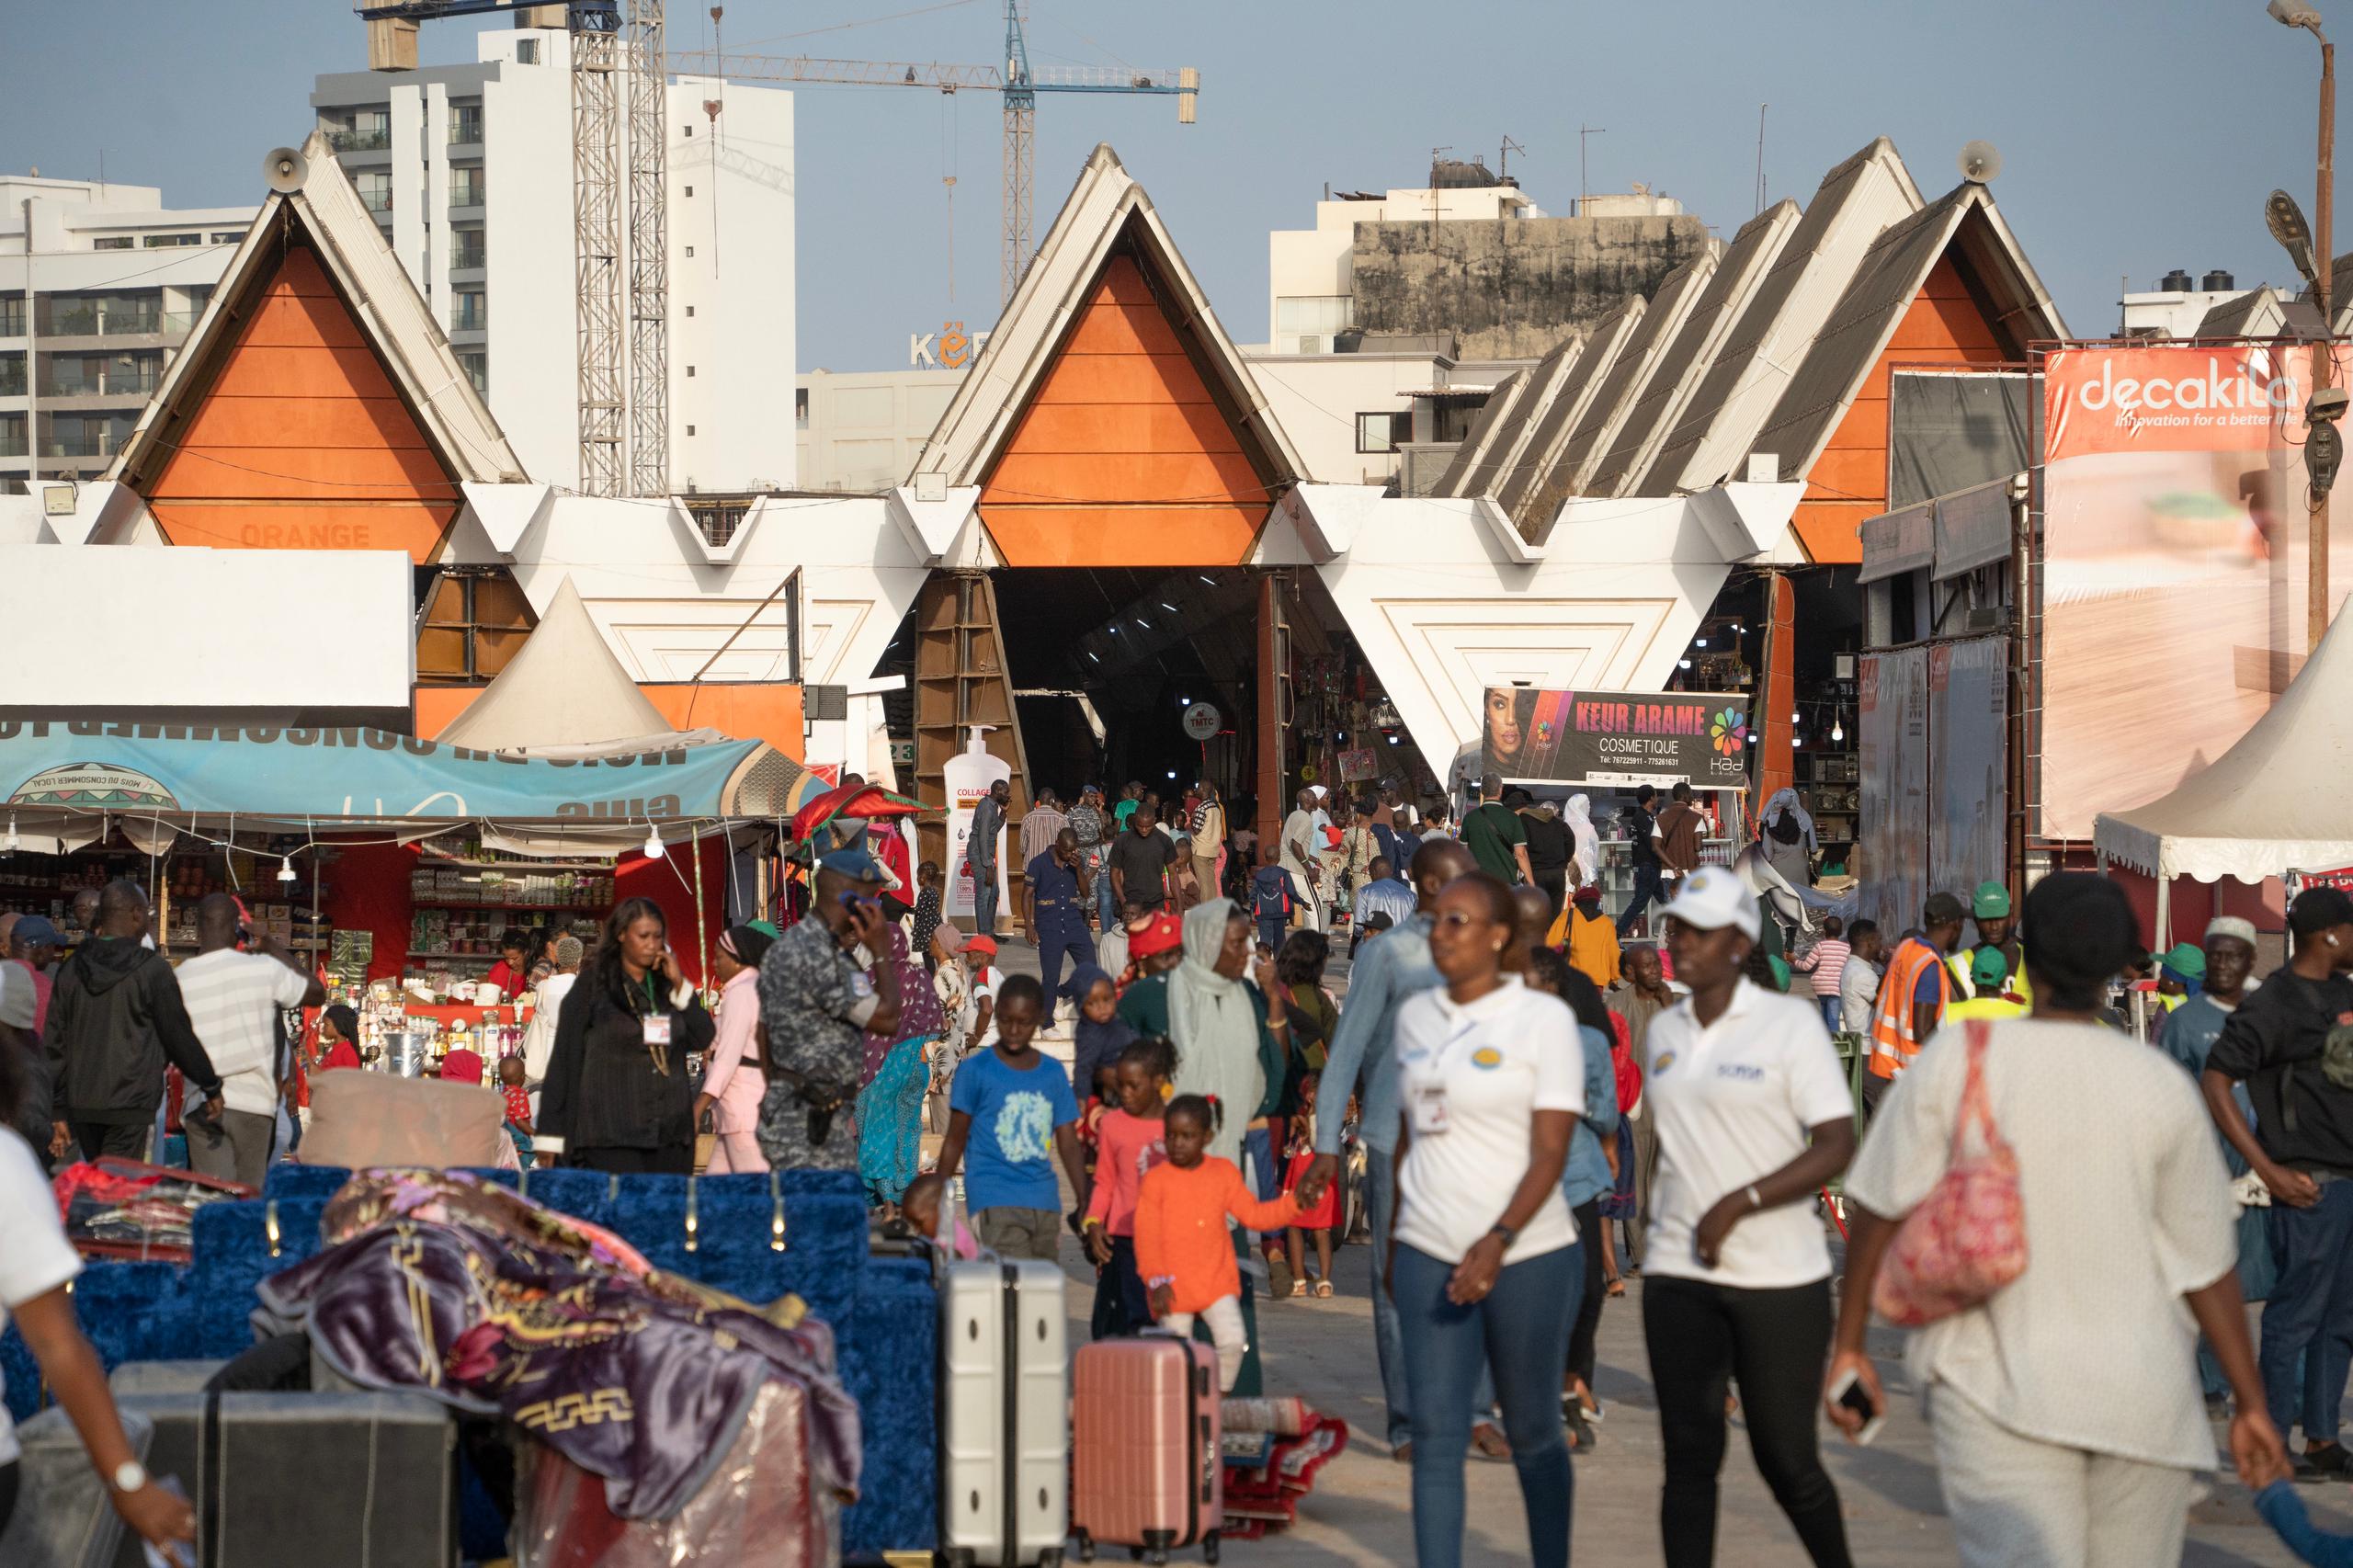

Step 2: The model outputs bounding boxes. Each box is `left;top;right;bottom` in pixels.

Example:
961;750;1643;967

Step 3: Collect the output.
435;575;681;753
2095;608;2353;950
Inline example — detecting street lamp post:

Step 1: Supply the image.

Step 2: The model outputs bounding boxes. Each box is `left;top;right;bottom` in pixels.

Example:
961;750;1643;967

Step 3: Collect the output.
2273;0;2336;651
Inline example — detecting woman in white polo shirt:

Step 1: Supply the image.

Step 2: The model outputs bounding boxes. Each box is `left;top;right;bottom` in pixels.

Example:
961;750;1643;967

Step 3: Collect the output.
1642;865;1858;1568
1387;870;1582;1568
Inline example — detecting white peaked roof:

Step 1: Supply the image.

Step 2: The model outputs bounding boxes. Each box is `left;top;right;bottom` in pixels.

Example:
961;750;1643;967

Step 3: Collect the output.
436;576;675;750
2096;610;2353;883
912;143;1306;489
110;131;525;490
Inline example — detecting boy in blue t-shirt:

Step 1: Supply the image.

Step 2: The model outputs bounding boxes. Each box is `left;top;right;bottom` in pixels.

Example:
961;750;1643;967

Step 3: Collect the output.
934;973;1090;1260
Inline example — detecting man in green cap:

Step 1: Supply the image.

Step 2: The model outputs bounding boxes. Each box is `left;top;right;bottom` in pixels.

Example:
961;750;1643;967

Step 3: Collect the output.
1950;879;2023;997
1946;946;2027;1021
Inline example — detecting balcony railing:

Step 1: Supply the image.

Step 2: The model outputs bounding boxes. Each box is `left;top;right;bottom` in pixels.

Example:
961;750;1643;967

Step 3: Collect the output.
449;301;488;333
0;434;26;460
325;127;392;153
359;187;393;214
449;184;485;211
449;114;483;145
450;241;487;270
0;375;24;399
40;367;158;398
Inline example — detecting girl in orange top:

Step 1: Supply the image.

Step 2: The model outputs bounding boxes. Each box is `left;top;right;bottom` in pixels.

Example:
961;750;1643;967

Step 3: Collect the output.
1134;1094;1301;1390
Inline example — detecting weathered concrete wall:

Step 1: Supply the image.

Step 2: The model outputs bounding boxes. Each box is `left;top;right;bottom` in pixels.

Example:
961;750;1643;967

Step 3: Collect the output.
1351;214;1712;361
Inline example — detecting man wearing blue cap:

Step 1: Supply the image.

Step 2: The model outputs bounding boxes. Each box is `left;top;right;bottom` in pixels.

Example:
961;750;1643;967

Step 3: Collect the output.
756;846;904;1171
1025;827;1095;1025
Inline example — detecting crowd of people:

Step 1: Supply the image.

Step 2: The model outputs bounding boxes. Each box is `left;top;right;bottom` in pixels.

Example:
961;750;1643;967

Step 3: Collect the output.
7;766;2353;1568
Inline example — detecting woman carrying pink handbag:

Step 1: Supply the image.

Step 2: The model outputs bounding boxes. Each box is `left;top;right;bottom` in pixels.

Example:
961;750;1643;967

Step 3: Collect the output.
1831;873;2284;1568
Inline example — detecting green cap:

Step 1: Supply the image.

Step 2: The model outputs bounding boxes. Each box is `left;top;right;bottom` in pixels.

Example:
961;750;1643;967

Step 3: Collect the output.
1972;881;2012;920
1971;947;2009;989
2161;941;2207;981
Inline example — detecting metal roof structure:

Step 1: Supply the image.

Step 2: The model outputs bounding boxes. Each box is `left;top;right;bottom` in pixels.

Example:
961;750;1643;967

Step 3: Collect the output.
1634;138;1923;497
1583;202;1798;498
1550;252;1715;500
1493;294;1645;530
911;142;1305;493
110;131;525;493
1436;332;1585;500
1749;180;2063;488
1427;365;1529;497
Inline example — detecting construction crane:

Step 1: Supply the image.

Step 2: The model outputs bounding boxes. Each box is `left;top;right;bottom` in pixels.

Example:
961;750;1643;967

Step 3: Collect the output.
673;1;1196;305
355;0;667;500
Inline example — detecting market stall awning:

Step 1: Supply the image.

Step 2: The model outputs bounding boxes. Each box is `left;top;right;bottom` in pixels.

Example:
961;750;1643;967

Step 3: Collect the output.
0;722;826;836
2095;610;2353;883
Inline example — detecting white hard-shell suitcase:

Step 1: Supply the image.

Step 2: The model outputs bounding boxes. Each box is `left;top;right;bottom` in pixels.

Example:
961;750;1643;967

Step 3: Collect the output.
938;1257;1068;1567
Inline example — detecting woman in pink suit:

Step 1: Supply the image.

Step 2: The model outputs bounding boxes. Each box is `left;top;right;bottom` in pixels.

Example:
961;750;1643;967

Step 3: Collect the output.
695;924;775;1173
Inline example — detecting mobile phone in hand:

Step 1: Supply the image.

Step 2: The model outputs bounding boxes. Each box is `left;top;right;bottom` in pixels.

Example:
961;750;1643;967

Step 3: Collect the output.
1826;1366;1884;1446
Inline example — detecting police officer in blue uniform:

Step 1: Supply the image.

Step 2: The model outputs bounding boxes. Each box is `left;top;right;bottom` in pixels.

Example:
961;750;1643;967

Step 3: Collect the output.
1026;827;1097;1023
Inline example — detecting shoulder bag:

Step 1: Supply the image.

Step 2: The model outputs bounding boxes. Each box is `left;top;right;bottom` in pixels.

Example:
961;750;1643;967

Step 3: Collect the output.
1870;1020;2028;1327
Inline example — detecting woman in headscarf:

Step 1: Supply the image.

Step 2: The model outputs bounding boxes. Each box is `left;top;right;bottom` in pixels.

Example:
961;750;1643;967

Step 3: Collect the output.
1069;962;1137;1108
856;925;946;1210
1564;793;1602;893
1759;786;1817;891
696;923;775;1173
1164;897;1293;1393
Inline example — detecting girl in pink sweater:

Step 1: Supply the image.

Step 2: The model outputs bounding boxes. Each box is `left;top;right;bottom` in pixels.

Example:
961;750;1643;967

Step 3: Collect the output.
1082;1038;1174;1335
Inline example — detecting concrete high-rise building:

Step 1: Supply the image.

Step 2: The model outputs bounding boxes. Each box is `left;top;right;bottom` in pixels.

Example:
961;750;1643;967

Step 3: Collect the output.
1268;161;1711;360
312;26;794;493
0;177;255;491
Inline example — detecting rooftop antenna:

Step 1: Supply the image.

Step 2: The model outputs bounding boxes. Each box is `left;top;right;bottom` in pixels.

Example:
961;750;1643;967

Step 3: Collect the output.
1578;124;1605;213
1753;103;1768;216
1429;145;1450;242
1499;134;1525;181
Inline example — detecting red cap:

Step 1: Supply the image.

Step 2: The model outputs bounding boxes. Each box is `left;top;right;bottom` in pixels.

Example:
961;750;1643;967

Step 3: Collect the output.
440;1048;485;1085
1129;911;1184;958
965;934;998;958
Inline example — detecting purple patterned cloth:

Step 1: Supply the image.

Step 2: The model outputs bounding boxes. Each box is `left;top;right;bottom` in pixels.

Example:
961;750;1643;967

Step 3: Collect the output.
861;927;942;1086
254;1170;859;1521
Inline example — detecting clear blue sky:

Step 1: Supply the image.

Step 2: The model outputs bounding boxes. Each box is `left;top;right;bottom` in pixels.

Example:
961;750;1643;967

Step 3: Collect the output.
3;0;2345;370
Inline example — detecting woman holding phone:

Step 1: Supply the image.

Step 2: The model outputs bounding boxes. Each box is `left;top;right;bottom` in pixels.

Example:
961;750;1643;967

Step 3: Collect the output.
1833;874;2279;1567
538;897;715;1175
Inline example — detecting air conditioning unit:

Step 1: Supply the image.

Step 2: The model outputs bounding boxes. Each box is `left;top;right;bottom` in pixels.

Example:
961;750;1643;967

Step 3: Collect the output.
1295;336;1326;355
1963;606;2007;634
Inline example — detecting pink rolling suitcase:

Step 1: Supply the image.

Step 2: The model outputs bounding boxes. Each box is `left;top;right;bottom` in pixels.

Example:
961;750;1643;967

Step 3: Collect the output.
1069;1335;1222;1564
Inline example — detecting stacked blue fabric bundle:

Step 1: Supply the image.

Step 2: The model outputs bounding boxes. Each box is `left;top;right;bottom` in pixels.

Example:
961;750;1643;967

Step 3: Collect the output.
6;1164;942;1559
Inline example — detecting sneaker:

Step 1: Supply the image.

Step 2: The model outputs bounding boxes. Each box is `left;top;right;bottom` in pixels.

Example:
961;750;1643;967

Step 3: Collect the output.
2308;1443;2353;1479
1392;1440;1414;1465
1566;1406;1598;1456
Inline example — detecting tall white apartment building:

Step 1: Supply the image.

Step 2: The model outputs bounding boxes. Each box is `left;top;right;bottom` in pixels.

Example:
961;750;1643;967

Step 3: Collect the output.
0;177;255;490
312;26;795;493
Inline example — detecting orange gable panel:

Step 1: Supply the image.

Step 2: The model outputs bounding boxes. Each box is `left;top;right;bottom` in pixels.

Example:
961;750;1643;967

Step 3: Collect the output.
144;243;461;564
979;254;1271;567
1794;253;2010;564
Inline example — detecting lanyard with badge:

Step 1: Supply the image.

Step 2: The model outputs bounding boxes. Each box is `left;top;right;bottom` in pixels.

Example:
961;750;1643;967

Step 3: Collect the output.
1411;1017;1483;1136
631;971;674;1075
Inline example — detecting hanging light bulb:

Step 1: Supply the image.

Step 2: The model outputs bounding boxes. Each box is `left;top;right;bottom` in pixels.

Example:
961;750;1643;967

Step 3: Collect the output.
278;854;298;884
4;814;16;854
1696;637;1709;648
642;823;666;860
1832;717;1845;744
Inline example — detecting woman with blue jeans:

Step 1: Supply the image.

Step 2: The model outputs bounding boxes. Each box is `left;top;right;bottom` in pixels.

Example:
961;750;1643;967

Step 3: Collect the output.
1381;869;1582;1568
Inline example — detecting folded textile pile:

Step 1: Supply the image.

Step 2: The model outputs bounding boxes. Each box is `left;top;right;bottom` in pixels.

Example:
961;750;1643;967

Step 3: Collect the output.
253;1168;861;1530
1217;1398;1348;1540
53;1157;253;1261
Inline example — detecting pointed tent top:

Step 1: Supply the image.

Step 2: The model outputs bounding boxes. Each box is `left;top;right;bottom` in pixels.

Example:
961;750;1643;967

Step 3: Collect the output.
910;142;1306;492
110;130;525;493
2096;608;2353;882
435;576;675;751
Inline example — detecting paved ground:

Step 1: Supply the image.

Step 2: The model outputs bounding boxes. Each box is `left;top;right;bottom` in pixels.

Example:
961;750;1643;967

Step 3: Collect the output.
983;927;2345;1564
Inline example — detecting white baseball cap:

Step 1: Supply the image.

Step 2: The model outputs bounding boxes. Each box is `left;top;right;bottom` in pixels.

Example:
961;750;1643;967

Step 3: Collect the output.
1661;865;1760;942
0;960;35;1029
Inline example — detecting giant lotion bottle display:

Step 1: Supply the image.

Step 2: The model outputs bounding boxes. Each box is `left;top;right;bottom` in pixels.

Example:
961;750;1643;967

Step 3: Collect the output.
943;725;1012;925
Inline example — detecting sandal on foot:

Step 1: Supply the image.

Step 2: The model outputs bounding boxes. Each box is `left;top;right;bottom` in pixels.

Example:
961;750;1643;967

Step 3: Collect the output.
1287;1279;1308;1297
1313;1278;1335;1298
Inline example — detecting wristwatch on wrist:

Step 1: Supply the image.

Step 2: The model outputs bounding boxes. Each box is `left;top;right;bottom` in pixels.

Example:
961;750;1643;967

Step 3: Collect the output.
111;1459;149;1494
1487;1221;1518;1250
